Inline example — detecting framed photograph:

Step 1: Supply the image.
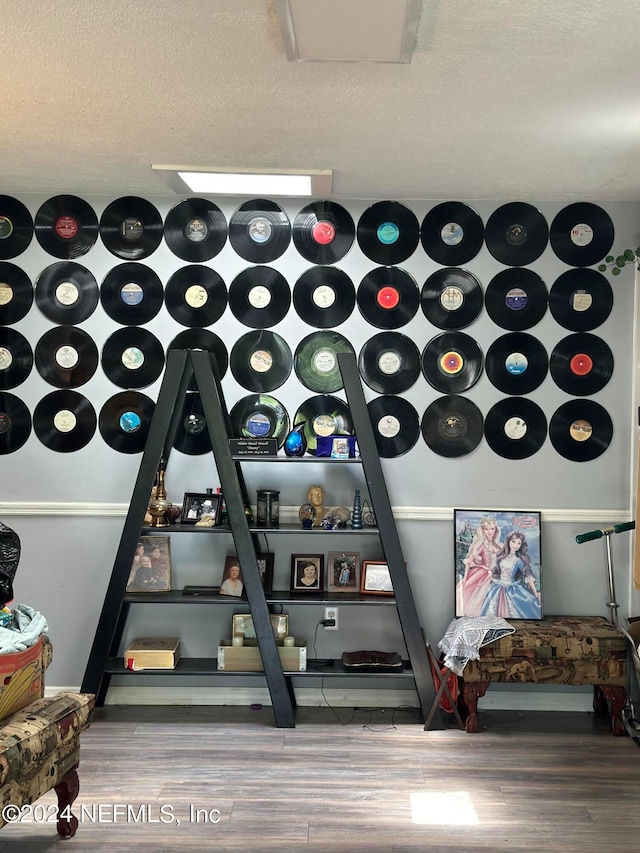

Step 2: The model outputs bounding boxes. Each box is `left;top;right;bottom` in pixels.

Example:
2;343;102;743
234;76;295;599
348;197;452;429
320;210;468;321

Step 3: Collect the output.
126;536;171;592
256;553;274;592
232;613;289;641
180;492;220;525
290;554;324;592
360;561;394;596
454;509;543;619
327;551;360;593
220;556;244;597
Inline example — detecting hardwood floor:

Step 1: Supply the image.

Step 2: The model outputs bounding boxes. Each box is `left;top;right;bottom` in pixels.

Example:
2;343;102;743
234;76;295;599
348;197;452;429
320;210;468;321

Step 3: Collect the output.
1;705;639;853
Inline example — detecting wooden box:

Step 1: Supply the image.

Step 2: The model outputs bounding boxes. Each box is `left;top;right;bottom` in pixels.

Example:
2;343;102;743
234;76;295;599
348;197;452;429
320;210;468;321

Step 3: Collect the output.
217;640;307;672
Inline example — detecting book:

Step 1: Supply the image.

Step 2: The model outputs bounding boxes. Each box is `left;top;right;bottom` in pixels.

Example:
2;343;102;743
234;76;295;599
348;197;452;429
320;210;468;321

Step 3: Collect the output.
125;637;180;670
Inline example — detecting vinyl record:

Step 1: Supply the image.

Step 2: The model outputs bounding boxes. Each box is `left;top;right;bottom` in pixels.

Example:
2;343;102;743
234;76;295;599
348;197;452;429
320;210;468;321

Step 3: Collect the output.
229;199;291;263
484;397;547;459
485;332;548;395
165;265;227;327
99;196;163;260
102;327;165;389
0;329;33;390
33;389;96;452
229;267;290;328
420;201;484;265
34;262;99;324
421;395;483;458
549;268;613;331
485;202;548;266
100;263;163;325
294;331;355;393
0;264;33;325
357;267;419;329
164;198;227;262
0;196;33;259
357;201;420;265
99;391;155;453
549;333;613;395
549;399;612;461
229;394;290;448
358;332;421;394
230;330;292;392
293;266;355;328
293;201;355;264
293;394;353;454
421;332;483;393
367;395;420;458
167;329;229;387
34;195;98;259
421;268;483;330
550;203;614;267
173;392;212;455
484;268;548;331
35;326;99;388
0;392;31;454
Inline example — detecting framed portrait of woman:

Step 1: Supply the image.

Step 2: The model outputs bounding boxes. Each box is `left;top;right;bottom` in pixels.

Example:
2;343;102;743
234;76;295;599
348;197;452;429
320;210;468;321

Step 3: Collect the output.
290;554;324;592
327;551;359;593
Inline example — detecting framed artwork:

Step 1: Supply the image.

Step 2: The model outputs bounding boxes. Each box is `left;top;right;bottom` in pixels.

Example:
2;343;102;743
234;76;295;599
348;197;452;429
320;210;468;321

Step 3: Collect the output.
256;553;274;592
180;492;220;525
220;556;244;597
290;554;324;592
327;551;360;593
126;536;170;592
232;613;289;641
454;509;543;619
360;561;394;596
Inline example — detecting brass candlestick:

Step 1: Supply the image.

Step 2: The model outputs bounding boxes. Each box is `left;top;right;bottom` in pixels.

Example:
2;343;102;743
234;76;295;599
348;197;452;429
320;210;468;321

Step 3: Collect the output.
147;460;172;528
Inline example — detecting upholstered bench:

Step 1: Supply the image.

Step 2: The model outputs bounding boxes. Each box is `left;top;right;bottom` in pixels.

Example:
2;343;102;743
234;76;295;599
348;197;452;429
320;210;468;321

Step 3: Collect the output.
460;615;627;735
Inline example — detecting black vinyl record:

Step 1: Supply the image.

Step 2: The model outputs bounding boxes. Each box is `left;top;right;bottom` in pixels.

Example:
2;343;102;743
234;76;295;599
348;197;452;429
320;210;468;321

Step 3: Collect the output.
293;201;355;264
549;399;612;461
164;198;227;262
0;392;31;453
292;267;355;328
485;332;548;395
33;389;96;452
0;328;33;390
229;199;291;263
485;202;548;266
0;263;33;324
358;332;421;394
484;268;548;331
99;391;155;453
167;329;229;389
35;326;99;388
229;267;290;328
229;394;290;448
550;203;614;267
35;262;99;324
357;201;420;265
100;263;164;325
420;201;484;266
357;267;419;329
367;395;420;458
100;197;163;260
421;268;483;330
230;330;292;392
421;332;483;393
173;392;212;455
293;394;353;454
484;397;547;459
102;327;165;389
549;333;613;396
34;195;98;259
165;265;227;327
294;331;355;393
549;268;613;331
421;395;483;458
0;196;33;259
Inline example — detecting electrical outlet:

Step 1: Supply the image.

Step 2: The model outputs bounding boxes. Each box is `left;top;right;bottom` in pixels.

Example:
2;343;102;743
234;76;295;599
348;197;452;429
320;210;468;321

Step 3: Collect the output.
324;606;338;630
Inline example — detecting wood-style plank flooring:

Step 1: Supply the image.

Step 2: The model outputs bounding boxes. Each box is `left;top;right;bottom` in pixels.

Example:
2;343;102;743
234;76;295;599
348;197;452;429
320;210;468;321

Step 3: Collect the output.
1;705;639;853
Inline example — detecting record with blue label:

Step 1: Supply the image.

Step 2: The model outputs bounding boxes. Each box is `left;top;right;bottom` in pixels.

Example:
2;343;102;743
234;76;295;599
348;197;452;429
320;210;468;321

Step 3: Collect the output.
99;391;155;453
549;333;613;396
549;399;612;461
421;395;483;458
165;265;227;327
229;266;290;328
164;198;227;262
358;331;421;394
549;268;613;331
0;196;33;259
485;332;548;394
35;195;98;259
421;268;483;330
293;200;355;264
421;332;483;394
420;201;484;266
102;327;165;389
229;199;291;263
484;268;548;331
293;394;353;454
229;394;290;447
230;330;292;392
484;397;547;459
35;262;99;325
367;395;420;458
293;266;355;328
35;326;99;388
0;391;31;454
357;201;420;265
100;263;164;325
0;263;33;324
0;328;33;390
33;389;96;452
550;203;614;267
100;197;163;260
485;202;548;266
294;331;355;393
357;266;419;329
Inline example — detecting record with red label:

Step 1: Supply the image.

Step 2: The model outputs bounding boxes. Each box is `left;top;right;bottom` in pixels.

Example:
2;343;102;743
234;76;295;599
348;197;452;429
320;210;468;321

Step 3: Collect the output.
484;268;548;331
292;266;355;328
101;327;165;389
483;397;547;459
421;395;483;458
421;332;483;394
0;263;33;325
164;198;227;262
0;196;33;259
293;394;353;454
367;395;420;458
420;201;484;265
293;201;355;264
229;266;290;328
100;197;163;260
99;391;155;453
357;267;419;329
0;392;31;454
485;202;548;266
549;333;613;395
550;203;614;267
294;331;355;393
549;268;613;331
229;394;290;448
230;330;292;392
35;195;98;259
100;263;164;325
357;201;420;265
549;399;612;461
33;389;96;452
34;326;99;388
229;199;291;263
0;328;33;390
165;265;227;327
358;331;421;394
35;262;99;324
421;268;483;330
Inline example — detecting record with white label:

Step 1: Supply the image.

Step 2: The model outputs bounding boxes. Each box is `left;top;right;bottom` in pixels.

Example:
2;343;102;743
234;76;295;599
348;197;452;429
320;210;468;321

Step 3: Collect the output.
357;266;419;329
229;394;290;448
293;266;355;328
229;267;290;328
421;395;483;458
549;399;612;461
0;196;33;259
33;389;96;452
421;268;483;330
358;331;421;394
99;197;163;260
35;195;98;259
421;332;483;393
294;331;355;393
548;268;613;331
0;392;31;453
167;329;228;389
550;203;614;267
484;397;547;459
229;199;291;263
367;395;420;458
485;202;548;266
0;263;33;324
0;328;33;390
549;333;613;396
101;327;165;389
420;201;484;265
99;391;155;453
35;262;99;324
357;201;420;265
100;263;164;325
164;198;227;262
173;392;211;455
230;330;292;392
293;201;355;264
485;332;548;395
484;268;548;331
165;265;227;327
35;326;99;388
293;394;353;454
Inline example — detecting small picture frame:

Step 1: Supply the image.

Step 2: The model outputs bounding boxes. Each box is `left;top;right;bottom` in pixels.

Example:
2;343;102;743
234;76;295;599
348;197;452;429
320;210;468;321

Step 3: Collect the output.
360;560;394;596
291;554;324;592
256;553;275;592
181;492;220;525
327;551;360;593
220;556;244;597
232;613;289;640
126;536;171;592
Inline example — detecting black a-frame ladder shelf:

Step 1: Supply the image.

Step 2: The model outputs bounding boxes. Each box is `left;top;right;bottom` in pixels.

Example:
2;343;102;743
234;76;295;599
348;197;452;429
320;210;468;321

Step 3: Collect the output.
81;348;437;727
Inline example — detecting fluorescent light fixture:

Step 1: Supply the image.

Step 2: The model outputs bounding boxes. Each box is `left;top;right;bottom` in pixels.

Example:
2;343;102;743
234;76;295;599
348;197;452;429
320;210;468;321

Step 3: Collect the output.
276;0;421;63
152;166;333;197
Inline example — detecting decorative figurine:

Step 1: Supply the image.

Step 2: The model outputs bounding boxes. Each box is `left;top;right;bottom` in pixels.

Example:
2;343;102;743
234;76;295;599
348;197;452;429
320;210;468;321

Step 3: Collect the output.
351;489;363;529
307;484;327;528
284;422;307;457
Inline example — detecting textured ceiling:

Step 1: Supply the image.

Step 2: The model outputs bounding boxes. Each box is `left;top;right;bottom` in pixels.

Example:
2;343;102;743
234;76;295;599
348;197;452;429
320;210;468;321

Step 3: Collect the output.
2;0;640;201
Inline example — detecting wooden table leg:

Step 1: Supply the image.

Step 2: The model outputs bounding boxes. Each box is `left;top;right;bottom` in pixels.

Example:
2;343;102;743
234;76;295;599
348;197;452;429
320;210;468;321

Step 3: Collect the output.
462;680;489;733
